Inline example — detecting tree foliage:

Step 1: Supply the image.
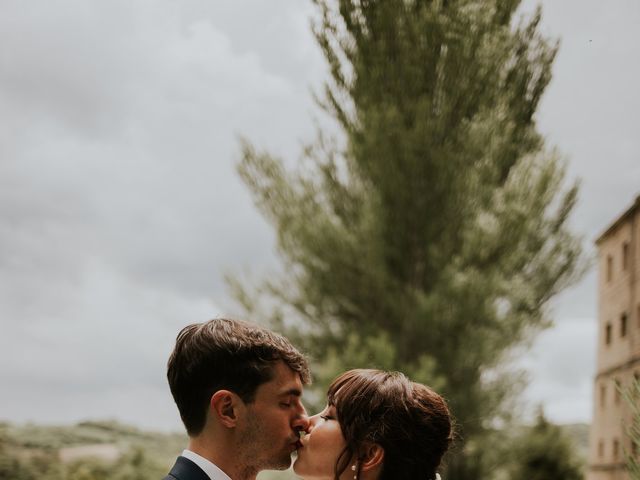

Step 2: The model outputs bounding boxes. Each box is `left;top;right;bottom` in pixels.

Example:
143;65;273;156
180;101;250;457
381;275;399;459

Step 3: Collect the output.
506;411;584;480
0;447;166;480
233;1;585;477
624;378;640;479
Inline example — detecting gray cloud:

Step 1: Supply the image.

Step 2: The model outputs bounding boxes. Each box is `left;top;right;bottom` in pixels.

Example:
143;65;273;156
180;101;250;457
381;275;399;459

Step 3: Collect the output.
0;0;319;431
518;316;597;423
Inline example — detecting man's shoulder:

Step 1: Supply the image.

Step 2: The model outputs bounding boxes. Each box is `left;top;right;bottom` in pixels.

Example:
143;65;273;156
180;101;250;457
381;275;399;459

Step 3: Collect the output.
163;456;211;480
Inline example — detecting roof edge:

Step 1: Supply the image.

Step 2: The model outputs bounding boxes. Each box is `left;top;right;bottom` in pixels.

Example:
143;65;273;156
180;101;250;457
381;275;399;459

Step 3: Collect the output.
595;195;640;245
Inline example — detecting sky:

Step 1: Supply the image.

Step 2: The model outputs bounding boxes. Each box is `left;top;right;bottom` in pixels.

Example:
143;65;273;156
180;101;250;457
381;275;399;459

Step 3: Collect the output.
0;1;638;432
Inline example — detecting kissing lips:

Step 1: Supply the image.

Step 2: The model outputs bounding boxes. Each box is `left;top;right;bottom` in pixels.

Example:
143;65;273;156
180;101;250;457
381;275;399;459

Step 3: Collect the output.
290;437;304;451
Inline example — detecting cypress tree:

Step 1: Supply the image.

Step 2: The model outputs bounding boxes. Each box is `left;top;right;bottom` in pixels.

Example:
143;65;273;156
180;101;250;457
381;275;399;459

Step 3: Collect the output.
233;1;585;476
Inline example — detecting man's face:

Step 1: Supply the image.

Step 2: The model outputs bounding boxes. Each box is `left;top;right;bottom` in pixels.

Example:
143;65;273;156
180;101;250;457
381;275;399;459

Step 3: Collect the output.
237;361;308;473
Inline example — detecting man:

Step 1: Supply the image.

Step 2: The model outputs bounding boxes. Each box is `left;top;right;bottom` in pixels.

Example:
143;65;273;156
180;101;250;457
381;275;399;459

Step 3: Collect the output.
163;318;311;480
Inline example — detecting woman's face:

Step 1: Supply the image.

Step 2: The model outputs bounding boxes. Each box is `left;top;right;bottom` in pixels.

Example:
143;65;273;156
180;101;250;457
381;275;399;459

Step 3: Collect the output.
293;404;349;479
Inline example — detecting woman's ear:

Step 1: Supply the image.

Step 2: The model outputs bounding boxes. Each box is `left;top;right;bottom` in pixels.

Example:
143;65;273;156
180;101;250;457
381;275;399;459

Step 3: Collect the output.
360;443;384;472
210;390;238;428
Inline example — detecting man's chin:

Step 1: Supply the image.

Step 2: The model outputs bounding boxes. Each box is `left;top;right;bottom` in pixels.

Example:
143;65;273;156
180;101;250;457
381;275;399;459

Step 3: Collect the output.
267;454;293;471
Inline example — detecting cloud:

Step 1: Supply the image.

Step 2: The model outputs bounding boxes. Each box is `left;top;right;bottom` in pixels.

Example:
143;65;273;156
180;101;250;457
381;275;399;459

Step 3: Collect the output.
518;316;597;423
0;0;319;429
0;0;316;299
0;258;219;431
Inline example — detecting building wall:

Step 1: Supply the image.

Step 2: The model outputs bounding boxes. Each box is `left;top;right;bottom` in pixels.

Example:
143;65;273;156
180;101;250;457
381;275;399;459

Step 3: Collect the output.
588;200;640;480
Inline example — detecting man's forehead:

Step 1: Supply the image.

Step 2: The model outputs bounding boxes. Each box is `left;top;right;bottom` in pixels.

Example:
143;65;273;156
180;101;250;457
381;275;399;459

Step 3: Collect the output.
262;361;304;393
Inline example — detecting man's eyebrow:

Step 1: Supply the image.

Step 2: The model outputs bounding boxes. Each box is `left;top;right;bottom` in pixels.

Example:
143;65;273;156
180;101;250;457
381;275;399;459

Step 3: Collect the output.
278;388;302;397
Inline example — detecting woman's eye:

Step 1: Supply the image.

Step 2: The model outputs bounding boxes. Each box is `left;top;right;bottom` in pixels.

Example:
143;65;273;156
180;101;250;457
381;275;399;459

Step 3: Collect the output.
320;414;334;421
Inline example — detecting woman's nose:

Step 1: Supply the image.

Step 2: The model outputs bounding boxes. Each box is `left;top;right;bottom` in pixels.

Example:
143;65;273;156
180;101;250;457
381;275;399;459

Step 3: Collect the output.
306;413;323;432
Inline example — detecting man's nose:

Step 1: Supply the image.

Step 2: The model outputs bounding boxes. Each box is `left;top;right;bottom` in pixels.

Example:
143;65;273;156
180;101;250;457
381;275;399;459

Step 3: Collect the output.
292;413;310;433
292;403;310;432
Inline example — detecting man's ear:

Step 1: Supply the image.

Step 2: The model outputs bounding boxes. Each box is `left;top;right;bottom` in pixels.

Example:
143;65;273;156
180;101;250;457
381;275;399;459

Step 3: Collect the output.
360;443;384;473
210;390;239;428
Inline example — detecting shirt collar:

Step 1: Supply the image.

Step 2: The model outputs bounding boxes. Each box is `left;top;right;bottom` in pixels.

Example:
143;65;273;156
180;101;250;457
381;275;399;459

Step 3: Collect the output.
182;449;233;480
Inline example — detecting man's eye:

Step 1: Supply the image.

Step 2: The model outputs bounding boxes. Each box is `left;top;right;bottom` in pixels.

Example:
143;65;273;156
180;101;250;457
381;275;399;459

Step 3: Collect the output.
280;401;292;408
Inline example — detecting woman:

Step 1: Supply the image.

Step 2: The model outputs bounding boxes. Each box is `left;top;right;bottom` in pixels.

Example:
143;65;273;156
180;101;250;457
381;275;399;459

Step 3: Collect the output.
293;369;452;480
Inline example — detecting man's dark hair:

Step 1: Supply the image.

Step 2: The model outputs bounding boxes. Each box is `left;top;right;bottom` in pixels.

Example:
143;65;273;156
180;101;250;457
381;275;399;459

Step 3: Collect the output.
167;317;310;436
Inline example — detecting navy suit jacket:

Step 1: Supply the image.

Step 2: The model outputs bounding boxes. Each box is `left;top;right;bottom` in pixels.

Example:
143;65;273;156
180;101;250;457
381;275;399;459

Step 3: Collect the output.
163;456;211;480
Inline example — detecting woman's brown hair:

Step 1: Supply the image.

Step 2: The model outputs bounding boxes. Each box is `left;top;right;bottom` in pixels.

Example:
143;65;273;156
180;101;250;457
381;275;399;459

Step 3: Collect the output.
327;369;452;480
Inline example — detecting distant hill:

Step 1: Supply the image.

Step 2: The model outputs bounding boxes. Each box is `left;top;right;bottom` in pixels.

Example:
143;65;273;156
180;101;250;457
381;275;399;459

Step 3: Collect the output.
1;419;185;466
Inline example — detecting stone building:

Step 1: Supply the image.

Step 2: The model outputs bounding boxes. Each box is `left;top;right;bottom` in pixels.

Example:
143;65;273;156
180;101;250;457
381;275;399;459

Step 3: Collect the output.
589;196;640;480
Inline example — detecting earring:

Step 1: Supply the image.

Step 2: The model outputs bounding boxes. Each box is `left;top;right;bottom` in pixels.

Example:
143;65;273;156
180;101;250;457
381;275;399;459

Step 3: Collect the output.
351;463;357;479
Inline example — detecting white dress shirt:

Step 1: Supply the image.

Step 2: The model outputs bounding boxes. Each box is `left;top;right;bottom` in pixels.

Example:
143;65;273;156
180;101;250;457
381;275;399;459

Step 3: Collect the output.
181;449;233;480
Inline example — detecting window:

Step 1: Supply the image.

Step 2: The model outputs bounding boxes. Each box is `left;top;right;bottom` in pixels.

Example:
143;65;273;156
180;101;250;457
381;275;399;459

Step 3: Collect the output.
598;440;604;458
614;378;621;404
605;323;612;345
613;438;620;460
600;384;607;407
638;304;640;329
607;255;613;282
621;313;628;337
623;242;629;270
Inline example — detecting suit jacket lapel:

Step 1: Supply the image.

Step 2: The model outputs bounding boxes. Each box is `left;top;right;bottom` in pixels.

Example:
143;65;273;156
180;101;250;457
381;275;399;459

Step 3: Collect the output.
166;456;211;480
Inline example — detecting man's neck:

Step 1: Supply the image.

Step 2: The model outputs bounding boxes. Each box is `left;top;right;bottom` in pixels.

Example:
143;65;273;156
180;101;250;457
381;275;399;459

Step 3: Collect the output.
187;436;257;480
